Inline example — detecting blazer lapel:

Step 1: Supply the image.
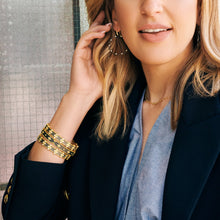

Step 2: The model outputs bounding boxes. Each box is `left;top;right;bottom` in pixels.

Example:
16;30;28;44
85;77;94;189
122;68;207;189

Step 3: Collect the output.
88;75;220;220
162;91;220;220
89;74;146;220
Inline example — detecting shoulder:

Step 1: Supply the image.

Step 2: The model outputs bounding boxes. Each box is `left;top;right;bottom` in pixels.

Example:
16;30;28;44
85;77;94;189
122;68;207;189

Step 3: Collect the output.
181;86;220;125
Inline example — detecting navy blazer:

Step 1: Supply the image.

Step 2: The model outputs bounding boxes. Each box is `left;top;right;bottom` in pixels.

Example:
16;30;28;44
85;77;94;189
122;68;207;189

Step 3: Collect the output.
2;78;220;220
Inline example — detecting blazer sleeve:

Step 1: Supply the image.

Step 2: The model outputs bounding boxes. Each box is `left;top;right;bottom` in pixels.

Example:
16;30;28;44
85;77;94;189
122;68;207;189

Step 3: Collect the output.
1;142;68;220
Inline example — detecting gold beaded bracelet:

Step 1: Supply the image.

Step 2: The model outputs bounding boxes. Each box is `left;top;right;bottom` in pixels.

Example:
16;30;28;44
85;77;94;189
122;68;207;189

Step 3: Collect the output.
44;124;79;152
37;135;71;160
37;124;79;160
41;130;76;157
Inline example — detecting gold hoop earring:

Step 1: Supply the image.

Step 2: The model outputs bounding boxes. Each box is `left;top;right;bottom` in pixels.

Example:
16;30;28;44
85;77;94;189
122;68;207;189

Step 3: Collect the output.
108;31;128;56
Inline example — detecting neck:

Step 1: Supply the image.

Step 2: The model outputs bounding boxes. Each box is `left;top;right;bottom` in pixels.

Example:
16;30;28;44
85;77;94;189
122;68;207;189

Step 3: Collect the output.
142;47;192;103
142;64;178;103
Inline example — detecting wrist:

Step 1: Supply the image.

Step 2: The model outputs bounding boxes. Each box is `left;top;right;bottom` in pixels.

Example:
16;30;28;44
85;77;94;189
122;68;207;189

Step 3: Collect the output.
64;90;100;111
49;91;96;143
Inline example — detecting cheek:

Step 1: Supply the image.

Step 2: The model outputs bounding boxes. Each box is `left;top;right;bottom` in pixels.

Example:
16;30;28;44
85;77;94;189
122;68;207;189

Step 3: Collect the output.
114;0;137;31
174;3;198;46
173;0;198;28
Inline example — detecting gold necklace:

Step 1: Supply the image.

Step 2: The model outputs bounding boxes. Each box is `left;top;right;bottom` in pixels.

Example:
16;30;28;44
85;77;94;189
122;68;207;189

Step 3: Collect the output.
144;97;171;105
144;91;171;105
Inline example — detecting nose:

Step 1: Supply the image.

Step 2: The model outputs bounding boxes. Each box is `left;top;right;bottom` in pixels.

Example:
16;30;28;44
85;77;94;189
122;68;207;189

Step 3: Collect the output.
140;0;163;16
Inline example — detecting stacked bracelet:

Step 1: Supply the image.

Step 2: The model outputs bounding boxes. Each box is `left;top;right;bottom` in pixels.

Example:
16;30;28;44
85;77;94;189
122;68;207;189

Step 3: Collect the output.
37;124;79;160
37;135;72;160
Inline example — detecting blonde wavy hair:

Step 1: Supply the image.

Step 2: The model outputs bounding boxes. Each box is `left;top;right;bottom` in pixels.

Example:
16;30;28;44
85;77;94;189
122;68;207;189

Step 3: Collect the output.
85;0;220;140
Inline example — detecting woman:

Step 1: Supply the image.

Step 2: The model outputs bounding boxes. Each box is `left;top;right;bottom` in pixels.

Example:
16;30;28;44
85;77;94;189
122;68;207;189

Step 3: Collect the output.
2;0;220;219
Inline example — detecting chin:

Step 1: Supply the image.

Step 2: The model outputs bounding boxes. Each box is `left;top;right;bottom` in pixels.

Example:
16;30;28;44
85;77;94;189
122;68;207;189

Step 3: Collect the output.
132;49;173;65
140;57;174;66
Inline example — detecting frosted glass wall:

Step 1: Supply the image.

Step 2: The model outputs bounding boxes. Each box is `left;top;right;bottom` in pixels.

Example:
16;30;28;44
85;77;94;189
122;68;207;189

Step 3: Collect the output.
0;1;83;217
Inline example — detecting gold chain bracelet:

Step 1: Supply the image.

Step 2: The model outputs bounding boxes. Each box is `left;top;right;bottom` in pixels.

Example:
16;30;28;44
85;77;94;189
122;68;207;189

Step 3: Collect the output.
44;124;79;152
36;124;79;160
40;130;76;157
37;135;71;160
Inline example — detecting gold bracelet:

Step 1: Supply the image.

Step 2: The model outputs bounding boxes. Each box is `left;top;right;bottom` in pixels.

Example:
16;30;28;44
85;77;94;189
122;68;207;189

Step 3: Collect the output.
44;124;79;152
37;135;71;160
41;129;76;157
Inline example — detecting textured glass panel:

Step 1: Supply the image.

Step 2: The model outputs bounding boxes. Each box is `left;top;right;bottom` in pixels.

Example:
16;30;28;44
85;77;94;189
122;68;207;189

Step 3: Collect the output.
80;0;89;34
73;0;80;46
0;0;74;213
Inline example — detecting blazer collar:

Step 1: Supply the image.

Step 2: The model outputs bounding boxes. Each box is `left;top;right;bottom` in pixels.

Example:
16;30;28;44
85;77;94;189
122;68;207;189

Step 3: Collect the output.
181;83;220;125
89;74;146;220
89;77;220;220
162;87;220;220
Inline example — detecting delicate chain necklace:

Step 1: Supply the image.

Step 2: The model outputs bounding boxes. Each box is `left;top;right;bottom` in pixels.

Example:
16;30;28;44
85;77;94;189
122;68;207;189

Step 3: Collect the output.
144;91;171;105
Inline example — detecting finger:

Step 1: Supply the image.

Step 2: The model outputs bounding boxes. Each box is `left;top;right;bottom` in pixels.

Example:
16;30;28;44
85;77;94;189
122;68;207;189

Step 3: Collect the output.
90;11;105;28
88;23;112;35
76;31;107;50
76;23;112;50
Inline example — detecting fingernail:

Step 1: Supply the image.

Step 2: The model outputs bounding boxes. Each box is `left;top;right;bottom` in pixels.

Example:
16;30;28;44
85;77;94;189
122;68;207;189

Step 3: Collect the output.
101;30;106;34
106;23;112;27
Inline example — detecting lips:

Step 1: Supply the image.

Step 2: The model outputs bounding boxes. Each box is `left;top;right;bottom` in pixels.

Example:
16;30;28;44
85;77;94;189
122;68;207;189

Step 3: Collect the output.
138;24;172;34
138;24;172;43
140;28;170;33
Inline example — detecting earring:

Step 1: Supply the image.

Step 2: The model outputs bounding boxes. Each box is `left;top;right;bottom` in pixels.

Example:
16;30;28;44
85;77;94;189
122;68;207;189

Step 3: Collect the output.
115;31;122;38
108;31;128;56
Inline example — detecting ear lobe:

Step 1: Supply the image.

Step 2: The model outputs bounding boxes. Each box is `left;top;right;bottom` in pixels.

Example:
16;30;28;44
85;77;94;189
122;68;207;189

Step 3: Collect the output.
112;9;121;32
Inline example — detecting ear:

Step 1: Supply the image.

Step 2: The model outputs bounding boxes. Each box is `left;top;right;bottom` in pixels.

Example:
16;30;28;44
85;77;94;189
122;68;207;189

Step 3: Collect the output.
112;9;121;32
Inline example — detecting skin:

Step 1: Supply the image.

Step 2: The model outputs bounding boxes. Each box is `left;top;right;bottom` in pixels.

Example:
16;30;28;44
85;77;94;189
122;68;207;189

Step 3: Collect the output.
28;0;200;163
112;0;199;158
112;0;199;102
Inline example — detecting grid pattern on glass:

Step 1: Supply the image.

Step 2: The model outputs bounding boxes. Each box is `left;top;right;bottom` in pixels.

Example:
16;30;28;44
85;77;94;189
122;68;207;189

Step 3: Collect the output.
0;1;74;216
80;0;89;34
73;0;81;47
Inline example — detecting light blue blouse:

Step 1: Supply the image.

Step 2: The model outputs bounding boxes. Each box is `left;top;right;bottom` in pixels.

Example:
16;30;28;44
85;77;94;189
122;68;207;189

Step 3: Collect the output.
115;93;176;220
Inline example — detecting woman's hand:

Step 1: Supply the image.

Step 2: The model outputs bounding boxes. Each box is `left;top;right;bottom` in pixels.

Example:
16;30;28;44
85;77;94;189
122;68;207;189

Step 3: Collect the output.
69;11;112;104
